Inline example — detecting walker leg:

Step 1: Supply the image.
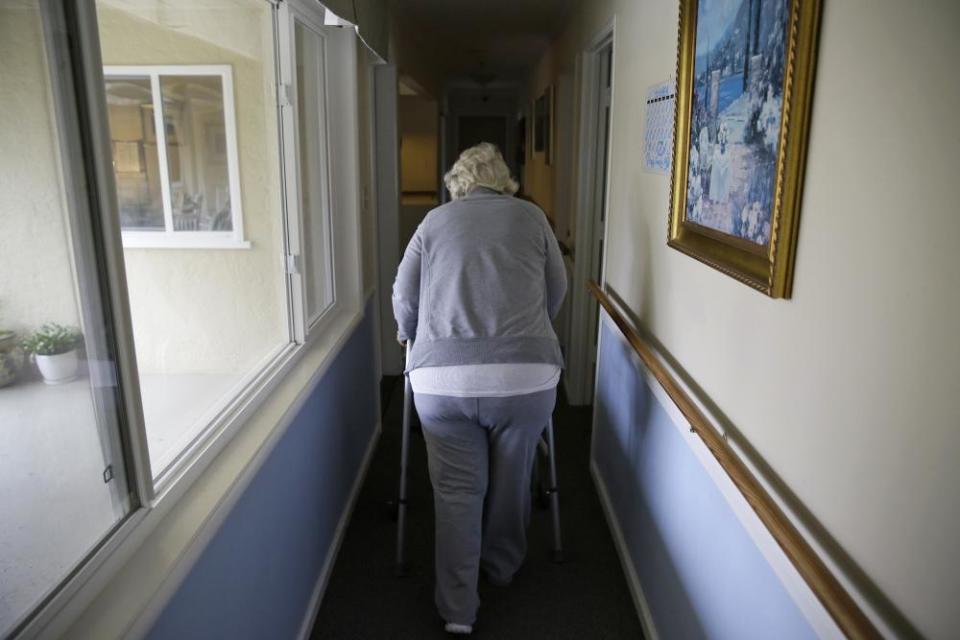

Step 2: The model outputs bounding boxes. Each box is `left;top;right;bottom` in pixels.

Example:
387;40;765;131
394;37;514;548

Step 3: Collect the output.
394;349;413;576
544;417;564;563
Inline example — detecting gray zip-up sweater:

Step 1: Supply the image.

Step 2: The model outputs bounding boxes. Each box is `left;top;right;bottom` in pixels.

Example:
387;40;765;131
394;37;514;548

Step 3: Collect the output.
392;188;567;372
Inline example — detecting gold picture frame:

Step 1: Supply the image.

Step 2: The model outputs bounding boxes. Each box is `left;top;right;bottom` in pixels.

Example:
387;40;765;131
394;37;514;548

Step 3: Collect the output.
668;0;822;298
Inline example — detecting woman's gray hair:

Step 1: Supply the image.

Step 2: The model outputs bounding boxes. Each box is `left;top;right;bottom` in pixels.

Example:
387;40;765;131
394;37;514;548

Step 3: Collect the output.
443;142;519;200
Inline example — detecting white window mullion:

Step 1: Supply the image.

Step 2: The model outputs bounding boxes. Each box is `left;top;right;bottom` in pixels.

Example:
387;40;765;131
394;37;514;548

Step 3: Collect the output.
150;72;175;234
278;3;307;344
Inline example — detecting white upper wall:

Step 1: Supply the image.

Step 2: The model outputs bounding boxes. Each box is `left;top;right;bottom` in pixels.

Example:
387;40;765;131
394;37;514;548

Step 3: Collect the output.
534;0;960;636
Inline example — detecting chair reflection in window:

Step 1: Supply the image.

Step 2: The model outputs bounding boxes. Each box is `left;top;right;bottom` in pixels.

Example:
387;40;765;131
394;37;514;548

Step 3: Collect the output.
170;192;232;231
172;192;202;231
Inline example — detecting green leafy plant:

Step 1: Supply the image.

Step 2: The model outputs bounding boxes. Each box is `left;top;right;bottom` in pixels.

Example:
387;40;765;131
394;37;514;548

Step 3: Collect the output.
22;323;82;356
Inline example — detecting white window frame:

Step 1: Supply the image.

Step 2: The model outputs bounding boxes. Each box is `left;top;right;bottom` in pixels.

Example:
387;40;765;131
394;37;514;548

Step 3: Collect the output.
103;64;250;250
14;2;367;638
277;0;363;344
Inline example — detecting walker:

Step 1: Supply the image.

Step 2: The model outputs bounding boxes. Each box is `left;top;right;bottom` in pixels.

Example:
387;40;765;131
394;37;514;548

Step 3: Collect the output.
394;342;564;575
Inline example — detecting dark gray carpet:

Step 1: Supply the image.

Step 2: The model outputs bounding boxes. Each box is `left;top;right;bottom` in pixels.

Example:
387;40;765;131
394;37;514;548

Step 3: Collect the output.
310;380;644;639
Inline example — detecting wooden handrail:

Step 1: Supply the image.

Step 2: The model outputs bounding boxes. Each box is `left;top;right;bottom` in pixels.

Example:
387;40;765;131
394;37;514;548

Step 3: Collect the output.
589;281;880;639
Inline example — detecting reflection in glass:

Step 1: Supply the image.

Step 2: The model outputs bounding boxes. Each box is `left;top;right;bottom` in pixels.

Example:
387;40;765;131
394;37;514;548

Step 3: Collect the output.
105;76;165;230
159;75;233;232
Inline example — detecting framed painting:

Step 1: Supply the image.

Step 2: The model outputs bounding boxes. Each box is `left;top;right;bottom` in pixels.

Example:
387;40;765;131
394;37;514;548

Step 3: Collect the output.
668;0;822;298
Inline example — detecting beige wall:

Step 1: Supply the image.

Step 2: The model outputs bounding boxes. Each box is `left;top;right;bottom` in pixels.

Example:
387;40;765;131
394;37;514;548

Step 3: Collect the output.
97;1;287;374
399;95;439;195
400;136;438;194
397;95;439;251
0;1;81;336
533;0;960;636
525;46;560;223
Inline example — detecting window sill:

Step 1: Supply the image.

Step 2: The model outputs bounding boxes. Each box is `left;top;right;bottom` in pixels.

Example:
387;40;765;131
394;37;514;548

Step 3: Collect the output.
33;300;366;639
120;233;252;250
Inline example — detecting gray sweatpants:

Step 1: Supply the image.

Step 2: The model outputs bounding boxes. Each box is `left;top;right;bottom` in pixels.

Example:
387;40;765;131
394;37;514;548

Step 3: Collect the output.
413;388;557;626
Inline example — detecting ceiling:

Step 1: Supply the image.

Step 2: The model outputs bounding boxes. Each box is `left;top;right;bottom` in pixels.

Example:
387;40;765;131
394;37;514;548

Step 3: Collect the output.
389;0;580;87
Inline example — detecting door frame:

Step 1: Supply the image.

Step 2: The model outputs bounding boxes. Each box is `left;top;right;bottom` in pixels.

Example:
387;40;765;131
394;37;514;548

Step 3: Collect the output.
564;19;615;406
373;64;403;375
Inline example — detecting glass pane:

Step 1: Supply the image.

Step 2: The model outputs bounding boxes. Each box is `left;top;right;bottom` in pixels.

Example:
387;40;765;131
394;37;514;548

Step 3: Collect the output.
159;75;233;232
296;20;335;322
0;2;131;634
95;0;289;481
105;76;165;230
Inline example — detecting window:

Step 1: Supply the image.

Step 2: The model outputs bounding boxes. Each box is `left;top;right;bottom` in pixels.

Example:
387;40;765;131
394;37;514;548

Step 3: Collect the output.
0;2;133;635
104;66;247;249
96;1;289;485
4;0;365;635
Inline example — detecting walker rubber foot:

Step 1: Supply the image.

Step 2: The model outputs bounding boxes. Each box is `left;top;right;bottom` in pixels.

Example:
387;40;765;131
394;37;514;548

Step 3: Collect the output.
551;549;565;564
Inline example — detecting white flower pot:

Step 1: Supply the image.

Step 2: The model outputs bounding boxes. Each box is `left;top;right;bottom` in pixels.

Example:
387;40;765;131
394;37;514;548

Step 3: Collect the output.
36;350;79;384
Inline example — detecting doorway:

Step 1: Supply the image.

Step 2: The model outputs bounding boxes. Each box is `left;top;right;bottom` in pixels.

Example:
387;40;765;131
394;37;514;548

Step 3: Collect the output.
457;115;507;157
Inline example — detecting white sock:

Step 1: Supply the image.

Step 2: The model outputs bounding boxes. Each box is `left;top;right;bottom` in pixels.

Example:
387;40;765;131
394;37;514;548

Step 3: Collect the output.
444;622;473;635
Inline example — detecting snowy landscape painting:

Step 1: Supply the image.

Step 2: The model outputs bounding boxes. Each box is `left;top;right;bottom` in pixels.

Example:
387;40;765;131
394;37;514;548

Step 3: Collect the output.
684;0;789;246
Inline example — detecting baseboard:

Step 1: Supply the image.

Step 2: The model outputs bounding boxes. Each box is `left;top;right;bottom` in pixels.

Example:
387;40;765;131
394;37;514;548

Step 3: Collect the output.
590;460;659;640
296;422;382;640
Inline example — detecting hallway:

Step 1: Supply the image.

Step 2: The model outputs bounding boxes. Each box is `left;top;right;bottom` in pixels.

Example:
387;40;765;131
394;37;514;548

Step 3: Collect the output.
3;0;958;638
311;382;644;639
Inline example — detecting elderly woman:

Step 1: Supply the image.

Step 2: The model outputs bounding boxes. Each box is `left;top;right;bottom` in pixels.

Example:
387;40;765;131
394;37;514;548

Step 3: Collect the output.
392;142;566;634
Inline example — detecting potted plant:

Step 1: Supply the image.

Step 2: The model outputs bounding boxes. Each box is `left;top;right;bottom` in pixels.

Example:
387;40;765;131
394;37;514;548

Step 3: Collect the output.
0;329;24;387
22;323;83;384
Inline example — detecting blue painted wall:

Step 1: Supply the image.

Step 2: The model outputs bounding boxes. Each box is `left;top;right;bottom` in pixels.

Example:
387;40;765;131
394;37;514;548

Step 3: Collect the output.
592;318;817;640
147;304;378;639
